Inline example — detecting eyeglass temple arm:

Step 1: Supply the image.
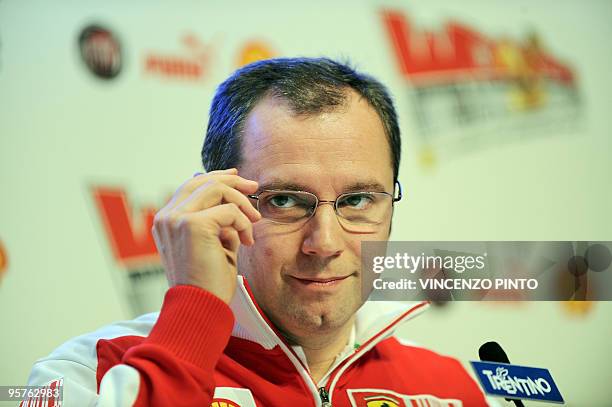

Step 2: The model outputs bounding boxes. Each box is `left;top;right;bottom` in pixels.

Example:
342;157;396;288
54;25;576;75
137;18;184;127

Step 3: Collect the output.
393;180;403;202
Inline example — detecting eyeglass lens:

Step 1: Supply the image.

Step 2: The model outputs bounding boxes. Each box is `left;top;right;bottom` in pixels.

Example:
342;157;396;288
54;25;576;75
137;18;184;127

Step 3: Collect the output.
256;191;392;232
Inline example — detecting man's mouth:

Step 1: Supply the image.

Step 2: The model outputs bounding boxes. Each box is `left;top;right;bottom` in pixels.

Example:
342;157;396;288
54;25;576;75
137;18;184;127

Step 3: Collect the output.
289;275;351;287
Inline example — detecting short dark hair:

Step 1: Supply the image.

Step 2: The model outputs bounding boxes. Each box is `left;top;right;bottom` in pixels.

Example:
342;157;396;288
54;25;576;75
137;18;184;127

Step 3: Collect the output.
202;57;401;181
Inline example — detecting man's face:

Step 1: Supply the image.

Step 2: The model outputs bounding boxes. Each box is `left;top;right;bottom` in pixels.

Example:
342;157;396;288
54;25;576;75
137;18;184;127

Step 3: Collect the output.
237;90;394;341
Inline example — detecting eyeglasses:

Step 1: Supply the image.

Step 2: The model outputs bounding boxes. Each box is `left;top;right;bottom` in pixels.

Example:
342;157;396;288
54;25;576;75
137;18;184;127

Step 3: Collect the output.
247;181;402;233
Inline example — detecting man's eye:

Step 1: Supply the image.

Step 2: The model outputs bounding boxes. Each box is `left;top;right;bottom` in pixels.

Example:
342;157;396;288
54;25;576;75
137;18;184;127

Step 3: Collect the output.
268;195;297;208
339;194;373;209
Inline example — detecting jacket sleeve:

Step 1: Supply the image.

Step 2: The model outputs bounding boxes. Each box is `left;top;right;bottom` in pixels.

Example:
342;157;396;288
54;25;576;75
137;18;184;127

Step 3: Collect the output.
23;285;235;407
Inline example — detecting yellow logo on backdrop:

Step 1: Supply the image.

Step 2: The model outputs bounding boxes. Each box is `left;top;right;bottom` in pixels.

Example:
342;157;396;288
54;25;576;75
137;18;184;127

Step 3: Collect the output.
562;300;594;317
238;41;274;67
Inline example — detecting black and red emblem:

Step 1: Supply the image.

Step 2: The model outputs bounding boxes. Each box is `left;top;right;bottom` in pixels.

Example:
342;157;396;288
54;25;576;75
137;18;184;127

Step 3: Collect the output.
78;25;122;79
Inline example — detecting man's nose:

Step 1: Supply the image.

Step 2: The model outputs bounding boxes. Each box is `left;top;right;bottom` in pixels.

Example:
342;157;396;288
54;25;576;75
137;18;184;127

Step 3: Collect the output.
301;203;345;258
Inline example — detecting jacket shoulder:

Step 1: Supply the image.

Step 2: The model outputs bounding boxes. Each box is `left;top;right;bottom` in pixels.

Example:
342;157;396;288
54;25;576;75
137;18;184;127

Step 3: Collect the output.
27;312;158;387
43;312;157;367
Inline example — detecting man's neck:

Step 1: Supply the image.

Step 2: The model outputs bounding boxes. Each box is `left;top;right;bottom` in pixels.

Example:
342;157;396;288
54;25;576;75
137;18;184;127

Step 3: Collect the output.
290;316;355;384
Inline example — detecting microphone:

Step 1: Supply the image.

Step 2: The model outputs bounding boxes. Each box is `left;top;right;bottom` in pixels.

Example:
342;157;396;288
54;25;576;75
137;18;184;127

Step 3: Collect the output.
479;341;525;407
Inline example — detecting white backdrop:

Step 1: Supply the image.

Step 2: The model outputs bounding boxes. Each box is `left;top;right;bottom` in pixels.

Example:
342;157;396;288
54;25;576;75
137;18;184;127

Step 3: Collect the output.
1;0;611;405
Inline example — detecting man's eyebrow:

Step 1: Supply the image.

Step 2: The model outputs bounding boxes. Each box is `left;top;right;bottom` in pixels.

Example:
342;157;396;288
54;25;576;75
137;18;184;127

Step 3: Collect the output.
343;181;387;193
258;180;311;192
258;180;388;193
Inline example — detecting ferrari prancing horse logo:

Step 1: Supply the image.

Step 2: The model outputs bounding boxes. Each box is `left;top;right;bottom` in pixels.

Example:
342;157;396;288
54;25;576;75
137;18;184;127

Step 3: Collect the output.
363;394;402;407
210;398;240;407
347;389;463;407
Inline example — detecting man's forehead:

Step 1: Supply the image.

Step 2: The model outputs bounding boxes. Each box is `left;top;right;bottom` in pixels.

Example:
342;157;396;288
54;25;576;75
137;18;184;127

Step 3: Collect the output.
238;91;394;195
242;93;391;153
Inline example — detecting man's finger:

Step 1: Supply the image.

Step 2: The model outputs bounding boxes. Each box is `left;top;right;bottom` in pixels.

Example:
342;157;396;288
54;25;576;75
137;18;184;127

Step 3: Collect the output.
167;174;258;211
193;168;237;178
219;227;240;254
152;213;177;280
198;203;255;246
177;181;261;222
189;173;257;193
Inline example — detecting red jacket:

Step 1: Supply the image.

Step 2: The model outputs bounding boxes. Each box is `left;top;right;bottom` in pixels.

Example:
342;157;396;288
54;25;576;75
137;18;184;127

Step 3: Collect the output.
24;276;489;406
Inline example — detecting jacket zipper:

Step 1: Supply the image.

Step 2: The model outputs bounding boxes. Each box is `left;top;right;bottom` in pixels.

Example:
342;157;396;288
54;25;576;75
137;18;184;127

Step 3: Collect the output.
241;278;428;407
318;387;331;407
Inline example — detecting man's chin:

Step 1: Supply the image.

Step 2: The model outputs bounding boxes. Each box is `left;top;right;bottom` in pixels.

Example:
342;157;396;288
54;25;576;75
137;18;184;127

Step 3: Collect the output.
281;300;356;333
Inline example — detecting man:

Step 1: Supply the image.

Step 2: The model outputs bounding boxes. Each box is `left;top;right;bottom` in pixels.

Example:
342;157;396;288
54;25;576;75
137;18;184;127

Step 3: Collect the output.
24;58;489;406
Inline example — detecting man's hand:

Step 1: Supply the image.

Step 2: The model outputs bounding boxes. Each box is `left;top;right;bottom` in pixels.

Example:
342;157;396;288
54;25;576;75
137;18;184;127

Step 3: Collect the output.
152;168;261;304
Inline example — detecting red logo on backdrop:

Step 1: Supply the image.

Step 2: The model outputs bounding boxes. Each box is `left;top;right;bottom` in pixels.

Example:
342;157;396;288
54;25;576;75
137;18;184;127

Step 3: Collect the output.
92;186;172;315
380;9;581;169
0;239;8;282
381;10;574;86
144;34;212;81
92;187;159;268
79;25;122;79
